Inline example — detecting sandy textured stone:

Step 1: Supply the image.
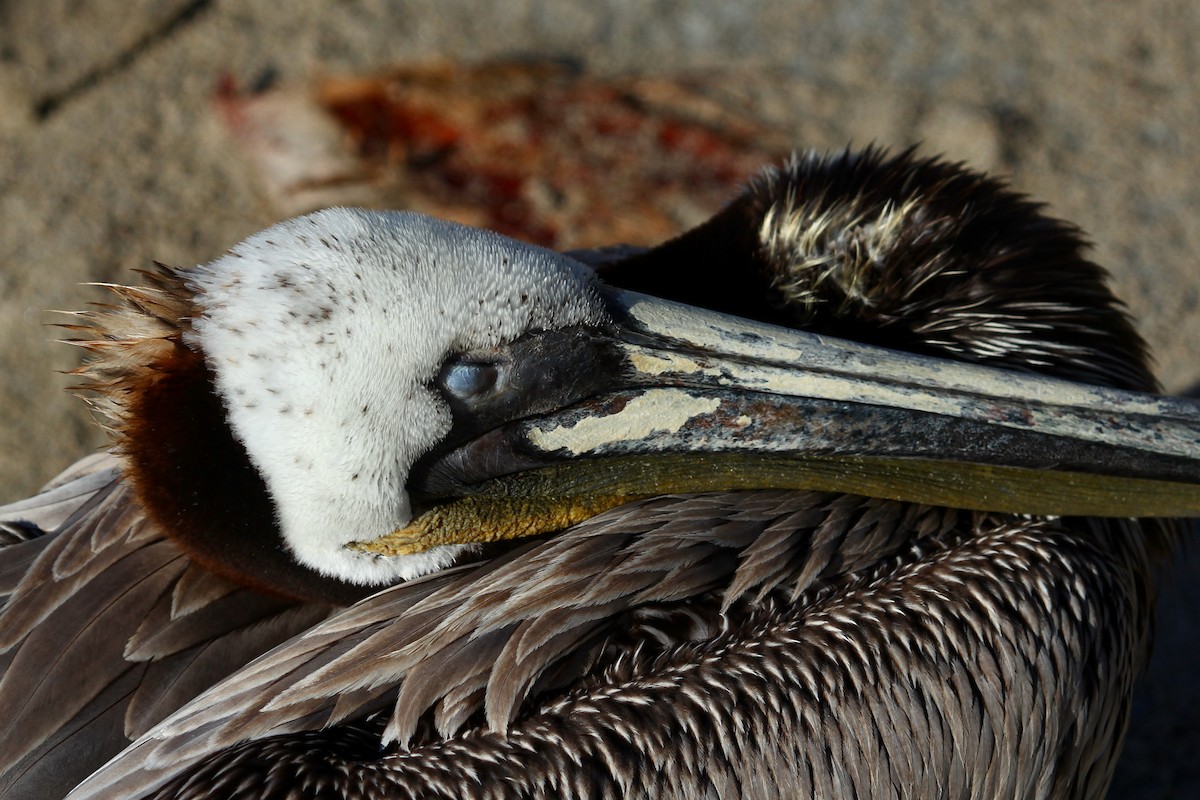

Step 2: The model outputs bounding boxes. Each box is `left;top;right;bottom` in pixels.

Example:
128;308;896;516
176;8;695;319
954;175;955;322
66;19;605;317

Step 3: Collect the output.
0;1;1196;795
2;0;210;102
0;63;35;135
915;103;1003;172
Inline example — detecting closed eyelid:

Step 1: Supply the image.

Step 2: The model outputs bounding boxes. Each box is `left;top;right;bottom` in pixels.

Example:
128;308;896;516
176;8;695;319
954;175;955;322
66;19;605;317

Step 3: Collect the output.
440;360;501;399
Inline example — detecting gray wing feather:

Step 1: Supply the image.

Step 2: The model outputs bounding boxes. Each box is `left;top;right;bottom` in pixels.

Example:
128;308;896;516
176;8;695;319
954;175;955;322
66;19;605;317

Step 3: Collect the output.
67;491;952;798
0;455;334;800
66;498;1153;799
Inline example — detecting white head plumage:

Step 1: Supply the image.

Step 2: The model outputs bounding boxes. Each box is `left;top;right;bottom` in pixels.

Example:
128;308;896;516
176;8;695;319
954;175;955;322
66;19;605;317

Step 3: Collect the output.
188;209;606;584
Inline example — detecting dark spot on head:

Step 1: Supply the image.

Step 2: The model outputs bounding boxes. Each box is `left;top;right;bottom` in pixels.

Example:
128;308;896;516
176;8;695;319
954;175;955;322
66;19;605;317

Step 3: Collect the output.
320;238;330;247
351;472;360;481
361;403;369;414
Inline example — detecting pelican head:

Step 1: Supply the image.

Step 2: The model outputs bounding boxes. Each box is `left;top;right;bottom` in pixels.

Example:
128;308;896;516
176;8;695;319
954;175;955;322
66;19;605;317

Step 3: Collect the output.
187;211;606;584
74;179;1200;603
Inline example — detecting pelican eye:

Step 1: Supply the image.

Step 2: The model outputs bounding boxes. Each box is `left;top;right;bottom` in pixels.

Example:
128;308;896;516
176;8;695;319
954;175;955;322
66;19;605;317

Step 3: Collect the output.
440;359;500;400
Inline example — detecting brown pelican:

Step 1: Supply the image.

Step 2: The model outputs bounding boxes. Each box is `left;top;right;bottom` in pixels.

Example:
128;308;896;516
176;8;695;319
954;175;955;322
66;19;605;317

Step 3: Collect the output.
0;148;1193;799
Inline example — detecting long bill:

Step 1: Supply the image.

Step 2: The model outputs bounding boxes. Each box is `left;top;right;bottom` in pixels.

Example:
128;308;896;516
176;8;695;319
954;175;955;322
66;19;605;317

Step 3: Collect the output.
356;289;1200;556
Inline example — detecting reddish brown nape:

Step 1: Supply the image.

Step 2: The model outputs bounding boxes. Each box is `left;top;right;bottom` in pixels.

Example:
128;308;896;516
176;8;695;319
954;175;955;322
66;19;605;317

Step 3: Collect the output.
119;342;369;606
71;268;370;607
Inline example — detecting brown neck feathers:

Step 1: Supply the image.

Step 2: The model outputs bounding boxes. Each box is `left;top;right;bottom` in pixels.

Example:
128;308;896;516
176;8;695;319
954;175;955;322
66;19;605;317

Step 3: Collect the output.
68;265;369;606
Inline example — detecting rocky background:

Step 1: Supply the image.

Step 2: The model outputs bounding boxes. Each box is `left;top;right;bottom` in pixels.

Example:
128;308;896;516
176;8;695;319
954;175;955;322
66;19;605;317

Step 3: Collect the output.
1;1;1196;796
